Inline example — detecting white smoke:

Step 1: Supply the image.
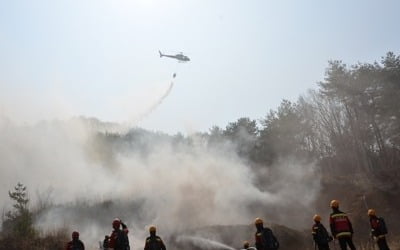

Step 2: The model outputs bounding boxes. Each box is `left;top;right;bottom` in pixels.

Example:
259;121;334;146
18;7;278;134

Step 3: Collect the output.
0;115;320;250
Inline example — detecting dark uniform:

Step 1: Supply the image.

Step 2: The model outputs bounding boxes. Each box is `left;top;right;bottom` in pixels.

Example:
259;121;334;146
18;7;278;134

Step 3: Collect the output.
103;235;110;250
242;241;257;250
144;226;166;250
312;221;331;250
144;235;166;250
109;228;130;250
66;240;85;250
254;218;279;250
109;219;130;250
66;231;85;250
369;209;390;250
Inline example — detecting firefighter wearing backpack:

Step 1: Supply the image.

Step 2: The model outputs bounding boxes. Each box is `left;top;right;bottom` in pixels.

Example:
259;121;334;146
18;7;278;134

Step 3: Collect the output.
368;209;390;250
312;214;333;250
66;231;85;250
144;225;166;250
108;218;130;250
254;217;279;250
329;200;356;250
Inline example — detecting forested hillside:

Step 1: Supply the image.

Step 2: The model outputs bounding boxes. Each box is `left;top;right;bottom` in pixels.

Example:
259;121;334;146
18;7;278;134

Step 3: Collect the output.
1;53;399;249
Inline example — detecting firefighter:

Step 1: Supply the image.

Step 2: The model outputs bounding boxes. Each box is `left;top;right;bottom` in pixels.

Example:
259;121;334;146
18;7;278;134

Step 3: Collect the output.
242;240;257;250
312;214;332;250
66;231;85;250
144;225;166;250
108;218;130;250
254;217;279;250
368;209;390;250
329;200;356;250
103;235;110;250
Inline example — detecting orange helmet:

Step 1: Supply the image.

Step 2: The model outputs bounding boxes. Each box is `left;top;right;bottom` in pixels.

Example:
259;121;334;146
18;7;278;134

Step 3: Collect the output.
368;209;376;216
330;200;339;208
149;225;156;233
254;217;263;225
313;214;322;222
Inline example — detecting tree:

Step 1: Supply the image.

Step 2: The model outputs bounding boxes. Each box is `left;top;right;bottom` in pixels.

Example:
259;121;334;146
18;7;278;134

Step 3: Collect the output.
222;117;259;158
2;182;36;238
259;100;313;160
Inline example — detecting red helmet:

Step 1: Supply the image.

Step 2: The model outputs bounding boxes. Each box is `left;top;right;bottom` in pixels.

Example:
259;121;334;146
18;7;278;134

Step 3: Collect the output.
72;231;79;239
112;218;121;229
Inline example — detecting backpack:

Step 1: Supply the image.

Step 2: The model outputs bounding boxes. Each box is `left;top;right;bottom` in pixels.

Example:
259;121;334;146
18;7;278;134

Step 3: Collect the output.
378;217;388;235
262;228;279;250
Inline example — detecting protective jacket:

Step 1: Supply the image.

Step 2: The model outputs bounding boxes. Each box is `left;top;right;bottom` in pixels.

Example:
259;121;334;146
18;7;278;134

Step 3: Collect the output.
329;209;353;238
144;235;166;250
255;227;279;250
312;222;332;245
109;228;130;250
370;216;387;238
65;239;85;250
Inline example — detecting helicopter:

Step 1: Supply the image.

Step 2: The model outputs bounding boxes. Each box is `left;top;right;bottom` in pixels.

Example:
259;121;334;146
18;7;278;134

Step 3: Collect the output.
159;50;190;62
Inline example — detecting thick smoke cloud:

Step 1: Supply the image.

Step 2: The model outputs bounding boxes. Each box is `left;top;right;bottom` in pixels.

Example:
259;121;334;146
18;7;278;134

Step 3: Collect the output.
0;116;320;249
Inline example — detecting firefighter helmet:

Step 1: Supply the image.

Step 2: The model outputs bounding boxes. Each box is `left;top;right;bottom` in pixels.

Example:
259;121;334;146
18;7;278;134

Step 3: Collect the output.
254;217;263;225
368;209;376;216
72;231;79;239
149;225;156;233
313;214;322;222
330;200;339;208
112;218;121;228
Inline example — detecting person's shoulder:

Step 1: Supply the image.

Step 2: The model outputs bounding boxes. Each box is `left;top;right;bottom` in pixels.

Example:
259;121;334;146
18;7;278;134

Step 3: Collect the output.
330;210;345;215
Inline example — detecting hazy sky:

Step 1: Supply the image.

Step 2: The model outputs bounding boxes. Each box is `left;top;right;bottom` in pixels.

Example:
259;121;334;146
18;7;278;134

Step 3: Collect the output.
1;0;399;134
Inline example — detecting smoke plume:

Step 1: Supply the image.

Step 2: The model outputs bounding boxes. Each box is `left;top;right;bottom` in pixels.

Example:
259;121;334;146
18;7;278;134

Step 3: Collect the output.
0;115;320;249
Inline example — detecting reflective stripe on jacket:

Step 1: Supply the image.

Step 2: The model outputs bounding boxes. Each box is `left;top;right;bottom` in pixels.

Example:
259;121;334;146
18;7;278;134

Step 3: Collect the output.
329;210;353;238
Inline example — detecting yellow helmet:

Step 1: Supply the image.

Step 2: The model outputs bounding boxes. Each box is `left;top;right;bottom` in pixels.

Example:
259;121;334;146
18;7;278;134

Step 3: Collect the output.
368;209;376;216
330;200;339;208
254;217;263;225
149;225;156;233
313;214;322;222
243;241;249;248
